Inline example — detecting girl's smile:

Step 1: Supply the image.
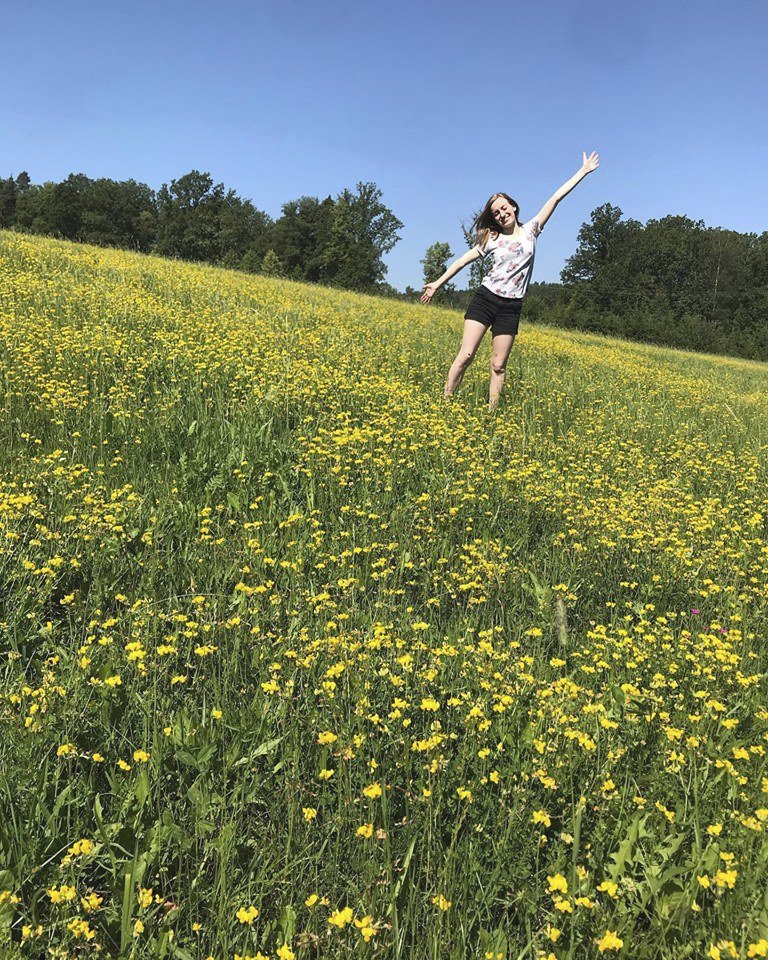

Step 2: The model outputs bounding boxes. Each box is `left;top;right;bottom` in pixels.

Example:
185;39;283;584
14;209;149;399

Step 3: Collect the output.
490;198;518;233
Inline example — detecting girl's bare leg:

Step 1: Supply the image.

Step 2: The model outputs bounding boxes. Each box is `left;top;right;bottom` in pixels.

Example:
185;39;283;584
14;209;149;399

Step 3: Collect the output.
445;319;488;396
488;332;516;408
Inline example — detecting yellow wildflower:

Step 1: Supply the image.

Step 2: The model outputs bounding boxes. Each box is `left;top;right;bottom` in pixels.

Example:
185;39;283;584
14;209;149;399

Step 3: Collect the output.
597;930;624;952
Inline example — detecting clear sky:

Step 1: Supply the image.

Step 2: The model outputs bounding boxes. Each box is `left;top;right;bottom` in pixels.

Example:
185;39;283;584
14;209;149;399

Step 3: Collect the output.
2;0;766;291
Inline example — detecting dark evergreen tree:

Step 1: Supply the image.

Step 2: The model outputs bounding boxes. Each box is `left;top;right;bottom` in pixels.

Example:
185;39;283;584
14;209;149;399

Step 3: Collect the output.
0;177;17;228
0;171;28;226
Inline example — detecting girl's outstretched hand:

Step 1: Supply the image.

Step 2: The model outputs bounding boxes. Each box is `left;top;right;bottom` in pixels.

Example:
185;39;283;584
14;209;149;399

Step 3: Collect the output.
581;150;600;173
421;283;439;304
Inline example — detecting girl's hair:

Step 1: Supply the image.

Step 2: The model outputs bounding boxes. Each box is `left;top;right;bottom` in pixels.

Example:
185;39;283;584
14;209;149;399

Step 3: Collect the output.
472;193;520;250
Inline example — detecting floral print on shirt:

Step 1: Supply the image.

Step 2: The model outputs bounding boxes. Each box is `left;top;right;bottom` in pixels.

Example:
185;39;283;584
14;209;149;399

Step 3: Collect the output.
476;220;541;298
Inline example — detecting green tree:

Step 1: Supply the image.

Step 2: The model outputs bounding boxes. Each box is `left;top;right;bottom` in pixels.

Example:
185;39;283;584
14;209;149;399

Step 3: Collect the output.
558;203;768;359
77;178;157;251
218;192;273;268
322;182;403;290
13;181;53;234
0;172;29;228
260;249;285;277
421;242;453;285
271;196;335;281
25;173;91;239
420;241;454;303
0;177;17;228
13;174;157;250
743;231;768;324
155;171;225;262
560;202;627;307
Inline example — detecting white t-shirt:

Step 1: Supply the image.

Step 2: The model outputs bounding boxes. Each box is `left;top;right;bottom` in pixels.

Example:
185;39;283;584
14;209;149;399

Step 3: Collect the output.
474;219;543;299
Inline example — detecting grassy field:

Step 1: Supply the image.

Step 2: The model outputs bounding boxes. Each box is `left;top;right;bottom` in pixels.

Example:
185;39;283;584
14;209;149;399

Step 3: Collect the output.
1;229;768;960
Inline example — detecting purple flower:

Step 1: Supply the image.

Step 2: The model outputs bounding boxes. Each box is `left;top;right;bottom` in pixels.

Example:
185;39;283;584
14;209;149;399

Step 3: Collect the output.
691;608;700;615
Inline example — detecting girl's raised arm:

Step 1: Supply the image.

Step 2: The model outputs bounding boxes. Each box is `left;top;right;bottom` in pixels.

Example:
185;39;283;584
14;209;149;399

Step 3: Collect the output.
531;150;600;233
421;247;484;304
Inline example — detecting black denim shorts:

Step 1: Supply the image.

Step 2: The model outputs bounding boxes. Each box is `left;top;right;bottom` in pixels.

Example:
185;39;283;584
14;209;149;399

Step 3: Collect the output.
465;284;523;336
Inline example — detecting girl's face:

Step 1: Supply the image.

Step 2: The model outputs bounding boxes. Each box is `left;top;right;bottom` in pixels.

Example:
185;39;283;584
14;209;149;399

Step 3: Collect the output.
490;196;517;229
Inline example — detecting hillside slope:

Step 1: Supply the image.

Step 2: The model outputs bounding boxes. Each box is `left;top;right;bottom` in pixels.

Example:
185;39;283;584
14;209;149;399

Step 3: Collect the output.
1;231;768;959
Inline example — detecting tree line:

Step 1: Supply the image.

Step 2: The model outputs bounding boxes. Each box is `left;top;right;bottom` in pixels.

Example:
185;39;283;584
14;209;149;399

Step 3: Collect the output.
2;170;766;360
0;170;403;293
419;204;768;361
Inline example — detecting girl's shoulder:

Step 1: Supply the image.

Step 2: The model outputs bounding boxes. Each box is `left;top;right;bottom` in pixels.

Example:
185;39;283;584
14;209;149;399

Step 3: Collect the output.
524;219;543;239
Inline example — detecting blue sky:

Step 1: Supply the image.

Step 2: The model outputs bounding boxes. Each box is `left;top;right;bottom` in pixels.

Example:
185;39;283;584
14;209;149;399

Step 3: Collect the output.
2;0;766;291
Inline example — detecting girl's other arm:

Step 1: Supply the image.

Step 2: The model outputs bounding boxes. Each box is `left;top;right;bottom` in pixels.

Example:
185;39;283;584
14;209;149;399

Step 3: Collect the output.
421;247;484;303
531;150;600;233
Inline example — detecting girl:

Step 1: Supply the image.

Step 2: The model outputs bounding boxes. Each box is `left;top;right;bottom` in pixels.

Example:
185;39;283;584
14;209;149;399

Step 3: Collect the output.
421;151;600;408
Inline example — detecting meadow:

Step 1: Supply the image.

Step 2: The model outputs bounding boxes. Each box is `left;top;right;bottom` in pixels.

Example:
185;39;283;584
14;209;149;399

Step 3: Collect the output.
1;229;768;960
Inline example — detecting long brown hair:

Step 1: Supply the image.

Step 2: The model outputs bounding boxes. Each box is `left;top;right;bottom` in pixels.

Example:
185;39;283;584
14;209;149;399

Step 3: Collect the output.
472;192;520;249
